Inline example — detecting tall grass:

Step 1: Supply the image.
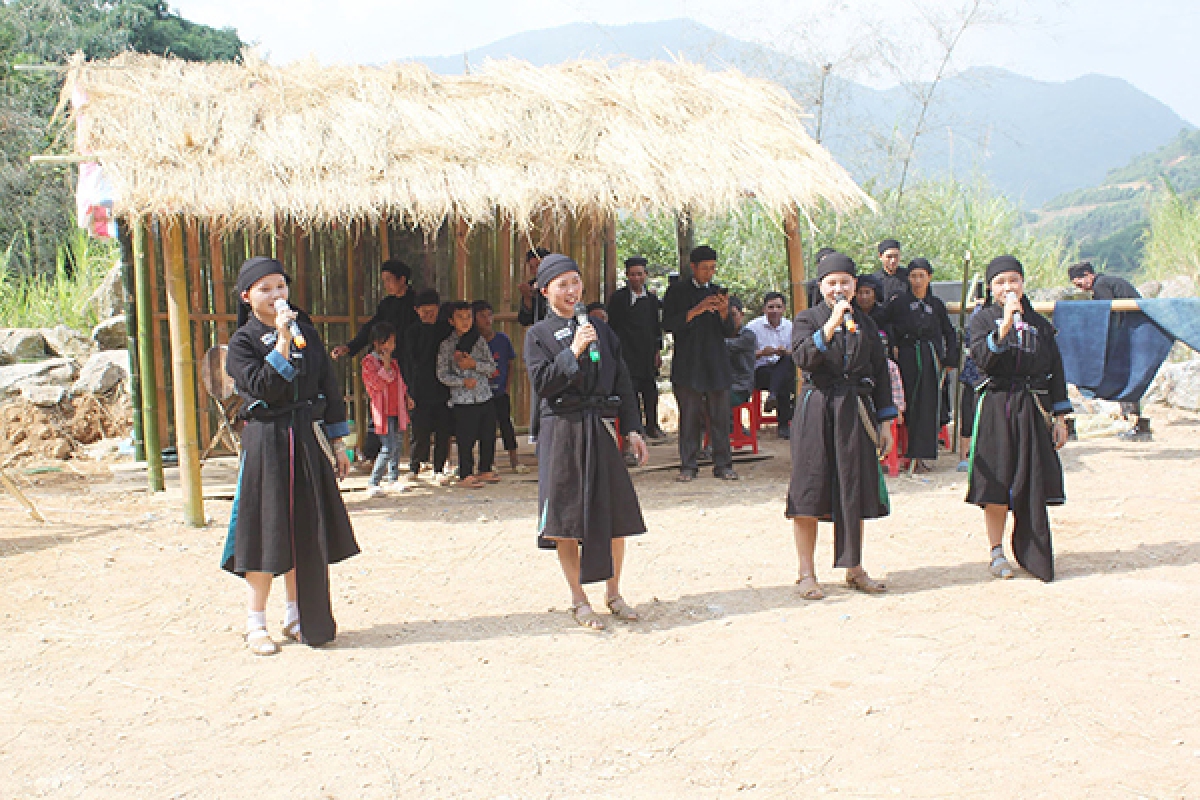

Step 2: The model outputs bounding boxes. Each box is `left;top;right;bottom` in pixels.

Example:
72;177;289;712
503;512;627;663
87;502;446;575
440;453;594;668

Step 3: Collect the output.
1140;182;1200;283
0;229;119;331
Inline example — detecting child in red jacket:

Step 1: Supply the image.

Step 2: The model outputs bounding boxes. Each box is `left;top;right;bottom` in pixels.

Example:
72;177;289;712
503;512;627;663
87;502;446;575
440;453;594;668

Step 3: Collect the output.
362;321;411;496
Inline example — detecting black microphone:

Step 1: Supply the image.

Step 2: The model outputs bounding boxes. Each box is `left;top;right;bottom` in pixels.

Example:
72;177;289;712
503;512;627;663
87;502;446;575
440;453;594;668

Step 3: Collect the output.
274;298;307;349
573;302;600;363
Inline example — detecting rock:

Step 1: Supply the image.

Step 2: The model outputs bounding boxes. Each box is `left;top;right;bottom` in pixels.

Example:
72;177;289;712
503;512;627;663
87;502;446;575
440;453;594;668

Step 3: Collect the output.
91;315;127;351
41;325;94;360
0;358;80;395
1028;287;1077;304
1144;359;1200;411
50;439;72;460
0;351;12;367
1138;280;1162;298
88;262;125;320
72;351;130;395
21;385;66;407
1157;275;1196;299
0;329;48;360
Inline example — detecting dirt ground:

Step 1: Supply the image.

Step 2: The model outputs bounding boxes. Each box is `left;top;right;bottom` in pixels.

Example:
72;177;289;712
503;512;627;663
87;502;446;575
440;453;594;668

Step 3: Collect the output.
1;406;1198;799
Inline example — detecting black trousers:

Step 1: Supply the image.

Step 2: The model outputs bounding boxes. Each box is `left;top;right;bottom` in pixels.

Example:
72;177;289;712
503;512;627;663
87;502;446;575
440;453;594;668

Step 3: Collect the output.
631;375;660;433
492;392;518;451
409;401;453;475
454;400;497;479
675;384;732;474
755;355;795;427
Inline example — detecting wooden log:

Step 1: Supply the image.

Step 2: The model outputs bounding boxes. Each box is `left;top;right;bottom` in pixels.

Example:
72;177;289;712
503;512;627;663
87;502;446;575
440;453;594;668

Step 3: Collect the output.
603;213;617;300
498;213;512;309
209;228;228;344
293;222;309;310
131;217;164;491
162;217;206;526
783;206;807;312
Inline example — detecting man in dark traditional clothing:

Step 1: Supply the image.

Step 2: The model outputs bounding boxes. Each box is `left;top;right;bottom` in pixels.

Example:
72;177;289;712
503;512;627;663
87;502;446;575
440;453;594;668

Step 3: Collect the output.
517;247;552;326
968;255;1071;582
332;259;419;361
1067;260;1151;440
873;238;909;305
524;254;650;631
787;253;897;599
879;257;959;471
404;289;454;484
662;245;738;482
607;256;665;439
223;257;358;655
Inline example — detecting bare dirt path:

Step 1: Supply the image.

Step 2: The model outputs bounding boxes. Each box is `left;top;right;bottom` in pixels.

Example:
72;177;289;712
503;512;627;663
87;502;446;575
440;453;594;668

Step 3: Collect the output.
2;407;1198;798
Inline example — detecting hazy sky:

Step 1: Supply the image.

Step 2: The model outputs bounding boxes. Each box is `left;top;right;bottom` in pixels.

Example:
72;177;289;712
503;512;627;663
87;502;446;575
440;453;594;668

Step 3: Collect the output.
172;0;1199;126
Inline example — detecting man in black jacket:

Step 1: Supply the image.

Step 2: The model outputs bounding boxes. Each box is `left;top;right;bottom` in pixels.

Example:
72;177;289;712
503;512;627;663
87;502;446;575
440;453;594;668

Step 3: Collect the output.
517;247;552;326
1068;261;1141;300
607;256;665;439
332;260;419;361
403;289;455;483
873;238;909;305
662;245;738;481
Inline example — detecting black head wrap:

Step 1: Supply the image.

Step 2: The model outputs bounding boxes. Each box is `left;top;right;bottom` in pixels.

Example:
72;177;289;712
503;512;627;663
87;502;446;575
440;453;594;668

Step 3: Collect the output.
235;257;288;327
690;245;718;264
907;257;933;275
815;247;837;263
1067;261;1095;280
535;253;581;290
986;255;1024;284
624;256;648;269
817;252;857;280
526;246;551;262
857;273;883;303
381;259;412;281
877;238;901;255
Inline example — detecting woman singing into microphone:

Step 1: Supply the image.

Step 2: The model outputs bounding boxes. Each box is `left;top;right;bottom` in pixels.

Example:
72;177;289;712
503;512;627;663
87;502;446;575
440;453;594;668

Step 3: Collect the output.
524;254;650;631
966;256;1071;582
223;257;358;655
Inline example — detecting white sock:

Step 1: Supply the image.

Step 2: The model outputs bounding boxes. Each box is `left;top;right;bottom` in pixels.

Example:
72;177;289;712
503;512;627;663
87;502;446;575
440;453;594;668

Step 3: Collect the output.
285;602;300;627
247;610;267;633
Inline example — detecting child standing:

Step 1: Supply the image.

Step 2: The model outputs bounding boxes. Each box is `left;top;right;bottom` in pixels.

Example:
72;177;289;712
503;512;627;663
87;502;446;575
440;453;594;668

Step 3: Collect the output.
472;300;526;474
437;301;498;489
361;321;411;497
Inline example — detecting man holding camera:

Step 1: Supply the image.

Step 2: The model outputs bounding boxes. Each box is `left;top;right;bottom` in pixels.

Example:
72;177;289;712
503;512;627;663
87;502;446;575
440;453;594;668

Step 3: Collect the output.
662;245;738;482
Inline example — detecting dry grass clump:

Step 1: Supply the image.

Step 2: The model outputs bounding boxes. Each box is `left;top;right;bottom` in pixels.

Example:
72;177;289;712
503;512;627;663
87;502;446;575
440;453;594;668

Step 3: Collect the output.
65;52;869;231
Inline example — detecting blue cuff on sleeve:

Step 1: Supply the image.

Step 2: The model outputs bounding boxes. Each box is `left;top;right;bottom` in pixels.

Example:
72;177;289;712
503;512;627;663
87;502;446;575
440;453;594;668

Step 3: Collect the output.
986;331;1008;354
876;405;898;422
265;349;296;381
813;328;828;352
325;421;351;440
1051;400;1073;415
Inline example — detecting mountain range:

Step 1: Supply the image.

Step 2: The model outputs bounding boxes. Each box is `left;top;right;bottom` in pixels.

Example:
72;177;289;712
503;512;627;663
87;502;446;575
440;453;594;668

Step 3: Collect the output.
414;18;1192;209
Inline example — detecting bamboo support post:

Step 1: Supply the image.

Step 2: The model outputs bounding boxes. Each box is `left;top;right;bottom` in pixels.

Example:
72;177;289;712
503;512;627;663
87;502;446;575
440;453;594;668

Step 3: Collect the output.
162;218;206;526
185;220;212;451
454;216;469;299
603;214;618;300
131;218;164;491
783;206;807;312
146;223;170;451
347;224;367;459
675;209;694;282
116;221;145;462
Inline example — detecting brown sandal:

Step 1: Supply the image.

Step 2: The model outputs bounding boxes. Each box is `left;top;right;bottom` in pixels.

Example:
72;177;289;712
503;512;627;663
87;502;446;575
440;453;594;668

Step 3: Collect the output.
795;574;825;600
606;595;639;621
569;602;606;631
281;619;302;643
845;570;887;594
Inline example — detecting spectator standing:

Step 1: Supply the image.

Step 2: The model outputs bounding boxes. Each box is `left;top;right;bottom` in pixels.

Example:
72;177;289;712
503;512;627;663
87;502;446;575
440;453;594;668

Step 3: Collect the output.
607;256;666;439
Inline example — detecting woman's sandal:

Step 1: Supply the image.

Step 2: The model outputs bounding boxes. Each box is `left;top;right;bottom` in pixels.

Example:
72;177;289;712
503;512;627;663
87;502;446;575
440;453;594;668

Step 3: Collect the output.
989;555;1015;579
569;602;606;631
455;476;485;489
245;628;280;656
606;595;639;621
281;620;302;643
795;574;825;600
846;571;888;594
477;471;501;483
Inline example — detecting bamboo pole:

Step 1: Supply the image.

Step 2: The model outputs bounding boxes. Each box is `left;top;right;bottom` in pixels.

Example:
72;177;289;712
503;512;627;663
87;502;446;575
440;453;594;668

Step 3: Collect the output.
116;220;145;462
162;217;206;526
603;214;617;301
146;222;170;451
185;219;212;451
951;252;974;446
454;216;469;299
131;218;164;491
347;223;367;460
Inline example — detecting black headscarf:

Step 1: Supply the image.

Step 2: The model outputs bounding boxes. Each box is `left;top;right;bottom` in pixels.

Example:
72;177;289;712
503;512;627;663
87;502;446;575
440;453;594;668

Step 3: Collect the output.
877;238;901;255
235;257;288;327
535;254;581;290
1067;261;1094;280
907;257;933;276
986;255;1024;284
817;252;857;280
624;256;648;269
689;245;718;264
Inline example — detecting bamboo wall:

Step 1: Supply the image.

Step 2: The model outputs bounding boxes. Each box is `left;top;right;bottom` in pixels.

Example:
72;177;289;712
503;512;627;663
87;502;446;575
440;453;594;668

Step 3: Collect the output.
132;211;614;456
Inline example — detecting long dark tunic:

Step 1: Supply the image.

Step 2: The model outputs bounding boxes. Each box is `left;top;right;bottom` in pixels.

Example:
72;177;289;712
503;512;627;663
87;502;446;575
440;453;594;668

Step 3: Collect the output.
873;267;910;305
525;311;646;584
403;319;452;409
1091;274;1141;300
787;303;898;568
607;286;663;381
343;292;418;359
223;314;359;646
881;291;959;460
967;299;1072;582
662;280;735;391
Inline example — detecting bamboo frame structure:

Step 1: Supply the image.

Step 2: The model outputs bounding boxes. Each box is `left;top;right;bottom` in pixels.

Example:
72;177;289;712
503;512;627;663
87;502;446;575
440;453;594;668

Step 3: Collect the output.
162;218;205;526
131;219;164;491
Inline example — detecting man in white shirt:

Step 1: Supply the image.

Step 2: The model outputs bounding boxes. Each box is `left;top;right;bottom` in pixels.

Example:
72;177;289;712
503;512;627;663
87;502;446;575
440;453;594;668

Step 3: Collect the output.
745;291;795;438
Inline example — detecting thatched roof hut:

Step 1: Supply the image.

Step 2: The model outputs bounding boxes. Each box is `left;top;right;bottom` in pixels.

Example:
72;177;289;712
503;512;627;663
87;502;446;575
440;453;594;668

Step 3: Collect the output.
61;52;868;521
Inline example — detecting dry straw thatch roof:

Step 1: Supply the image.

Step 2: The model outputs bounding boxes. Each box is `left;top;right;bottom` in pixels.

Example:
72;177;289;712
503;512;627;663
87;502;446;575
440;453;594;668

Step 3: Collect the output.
66;52;870;230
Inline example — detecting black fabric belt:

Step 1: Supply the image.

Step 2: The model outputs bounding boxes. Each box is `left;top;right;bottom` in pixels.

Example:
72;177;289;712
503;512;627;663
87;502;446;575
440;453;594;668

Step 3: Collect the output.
984;377;1048;393
240;396;328;421
803;376;875;394
545;395;621;418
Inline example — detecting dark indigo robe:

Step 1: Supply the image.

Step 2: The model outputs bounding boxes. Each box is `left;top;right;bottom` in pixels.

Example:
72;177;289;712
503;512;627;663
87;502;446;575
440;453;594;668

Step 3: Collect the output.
661;279;735;391
881;291;959;460
787;303;898;569
223;313;359;646
967;298;1071;582
525;311;646;584
607;286;663;381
